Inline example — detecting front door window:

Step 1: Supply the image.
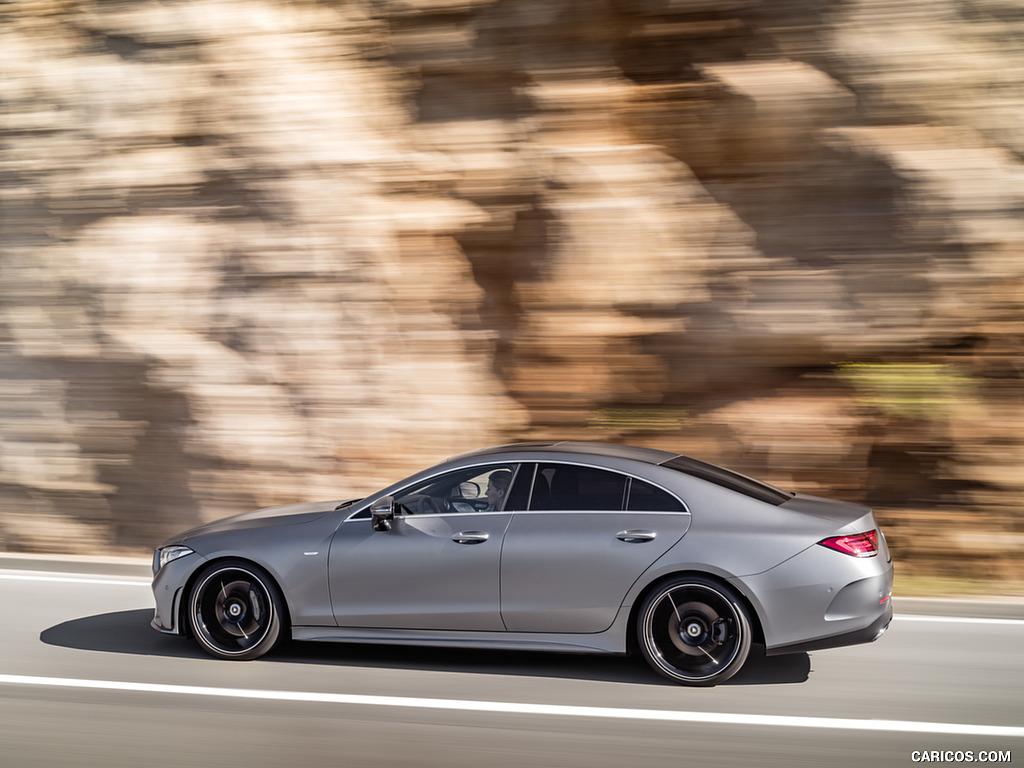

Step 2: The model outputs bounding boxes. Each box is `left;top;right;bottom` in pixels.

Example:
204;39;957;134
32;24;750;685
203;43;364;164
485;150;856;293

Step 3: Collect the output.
394;464;518;514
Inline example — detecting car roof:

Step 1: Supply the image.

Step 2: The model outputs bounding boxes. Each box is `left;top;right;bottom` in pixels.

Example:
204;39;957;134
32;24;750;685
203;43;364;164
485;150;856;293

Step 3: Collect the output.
449;441;681;465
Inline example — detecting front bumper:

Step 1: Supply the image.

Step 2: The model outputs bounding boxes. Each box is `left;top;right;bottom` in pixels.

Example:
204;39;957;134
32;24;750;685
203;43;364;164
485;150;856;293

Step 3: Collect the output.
151;551;205;635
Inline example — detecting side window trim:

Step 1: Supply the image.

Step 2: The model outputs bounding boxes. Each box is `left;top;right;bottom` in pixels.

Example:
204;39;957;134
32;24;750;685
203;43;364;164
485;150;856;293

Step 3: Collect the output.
346;460;692;522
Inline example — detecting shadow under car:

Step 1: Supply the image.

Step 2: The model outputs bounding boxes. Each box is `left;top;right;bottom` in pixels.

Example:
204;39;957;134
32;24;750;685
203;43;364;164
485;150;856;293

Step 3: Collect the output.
41;610;811;687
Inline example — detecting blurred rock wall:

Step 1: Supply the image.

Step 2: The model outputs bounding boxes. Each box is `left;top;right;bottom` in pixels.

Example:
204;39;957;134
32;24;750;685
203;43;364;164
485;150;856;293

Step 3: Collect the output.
1;0;1022;582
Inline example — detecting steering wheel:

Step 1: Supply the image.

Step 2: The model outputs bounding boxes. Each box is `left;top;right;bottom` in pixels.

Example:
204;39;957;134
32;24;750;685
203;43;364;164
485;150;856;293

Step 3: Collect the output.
414;496;441;515
444;497;491;513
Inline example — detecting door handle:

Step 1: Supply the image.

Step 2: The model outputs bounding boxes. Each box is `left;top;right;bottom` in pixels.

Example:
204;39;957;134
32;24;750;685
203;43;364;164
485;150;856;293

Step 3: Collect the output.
616;530;657;543
451;531;489;545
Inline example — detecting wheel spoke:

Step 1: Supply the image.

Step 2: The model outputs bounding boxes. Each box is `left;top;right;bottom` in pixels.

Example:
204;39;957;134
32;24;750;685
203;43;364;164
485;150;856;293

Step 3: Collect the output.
666;590;682;624
696;644;720;665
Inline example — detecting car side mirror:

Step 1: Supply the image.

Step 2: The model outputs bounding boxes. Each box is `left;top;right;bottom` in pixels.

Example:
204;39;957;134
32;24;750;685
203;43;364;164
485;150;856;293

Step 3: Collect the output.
457;481;481;499
371;497;395;532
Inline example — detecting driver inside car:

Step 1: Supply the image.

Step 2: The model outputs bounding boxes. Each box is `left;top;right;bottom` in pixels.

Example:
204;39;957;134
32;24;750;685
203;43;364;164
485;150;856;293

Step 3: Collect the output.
484;470;511;511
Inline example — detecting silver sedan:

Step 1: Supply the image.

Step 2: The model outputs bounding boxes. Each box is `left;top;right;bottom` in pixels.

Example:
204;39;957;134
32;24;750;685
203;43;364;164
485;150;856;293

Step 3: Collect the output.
151;441;894;685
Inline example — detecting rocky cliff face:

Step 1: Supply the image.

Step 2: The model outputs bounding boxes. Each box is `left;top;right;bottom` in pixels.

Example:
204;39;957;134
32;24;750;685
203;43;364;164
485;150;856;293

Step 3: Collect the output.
2;0;1022;582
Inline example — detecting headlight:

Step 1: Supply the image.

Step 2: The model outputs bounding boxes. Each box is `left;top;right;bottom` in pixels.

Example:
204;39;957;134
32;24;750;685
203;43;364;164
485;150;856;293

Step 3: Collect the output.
155;545;194;573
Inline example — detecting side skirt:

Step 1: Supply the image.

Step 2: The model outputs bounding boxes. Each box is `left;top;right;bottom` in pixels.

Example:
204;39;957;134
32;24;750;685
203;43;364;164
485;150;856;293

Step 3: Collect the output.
290;625;627;655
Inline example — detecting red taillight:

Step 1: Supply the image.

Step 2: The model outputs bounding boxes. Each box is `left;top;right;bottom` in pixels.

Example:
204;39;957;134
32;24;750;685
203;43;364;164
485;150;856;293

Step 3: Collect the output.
818;530;879;557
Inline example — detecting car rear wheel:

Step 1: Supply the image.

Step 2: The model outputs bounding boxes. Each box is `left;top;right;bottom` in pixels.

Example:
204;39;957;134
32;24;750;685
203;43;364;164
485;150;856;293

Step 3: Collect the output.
638;576;752;686
188;561;284;660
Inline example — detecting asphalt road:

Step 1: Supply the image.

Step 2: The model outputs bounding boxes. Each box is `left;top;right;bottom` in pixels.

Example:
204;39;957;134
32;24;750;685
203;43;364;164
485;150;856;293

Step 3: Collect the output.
1;554;1021;768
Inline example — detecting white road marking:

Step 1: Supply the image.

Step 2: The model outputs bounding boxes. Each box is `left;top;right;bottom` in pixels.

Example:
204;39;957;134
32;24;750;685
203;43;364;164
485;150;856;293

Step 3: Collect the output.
0;674;1021;737
0;572;150;587
895;615;1024;626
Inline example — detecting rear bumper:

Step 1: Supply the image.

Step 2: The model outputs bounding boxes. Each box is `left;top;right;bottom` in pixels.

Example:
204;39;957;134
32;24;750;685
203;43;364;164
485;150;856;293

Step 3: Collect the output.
765;601;892;656
734;539;894;653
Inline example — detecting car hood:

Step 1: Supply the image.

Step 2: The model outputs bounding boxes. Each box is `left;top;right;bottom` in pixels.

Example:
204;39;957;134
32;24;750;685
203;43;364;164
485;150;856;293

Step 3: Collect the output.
165;499;356;545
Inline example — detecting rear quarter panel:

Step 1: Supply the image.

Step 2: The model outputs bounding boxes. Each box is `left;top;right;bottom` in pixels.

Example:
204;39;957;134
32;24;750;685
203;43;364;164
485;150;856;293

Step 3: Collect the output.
619;475;884;645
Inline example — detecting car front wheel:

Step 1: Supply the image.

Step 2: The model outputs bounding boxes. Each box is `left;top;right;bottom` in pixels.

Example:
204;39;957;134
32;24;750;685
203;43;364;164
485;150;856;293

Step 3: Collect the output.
637;576;752;685
188;561;284;660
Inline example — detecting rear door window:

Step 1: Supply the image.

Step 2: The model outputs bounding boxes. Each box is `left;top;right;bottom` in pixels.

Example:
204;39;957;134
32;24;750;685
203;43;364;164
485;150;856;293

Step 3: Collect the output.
530;463;627;511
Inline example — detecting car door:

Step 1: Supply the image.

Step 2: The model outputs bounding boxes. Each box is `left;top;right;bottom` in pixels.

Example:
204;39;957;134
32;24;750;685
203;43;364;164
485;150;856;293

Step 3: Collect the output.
327;463;516;630
500;463;691;633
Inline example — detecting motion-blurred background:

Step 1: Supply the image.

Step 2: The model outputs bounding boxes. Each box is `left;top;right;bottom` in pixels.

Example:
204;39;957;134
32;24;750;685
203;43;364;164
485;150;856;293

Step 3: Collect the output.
1;0;1022;593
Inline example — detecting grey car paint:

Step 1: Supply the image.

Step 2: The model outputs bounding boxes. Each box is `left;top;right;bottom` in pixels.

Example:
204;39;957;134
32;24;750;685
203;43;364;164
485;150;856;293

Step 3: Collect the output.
152;441;893;684
328;511;513;630
499;510;690;633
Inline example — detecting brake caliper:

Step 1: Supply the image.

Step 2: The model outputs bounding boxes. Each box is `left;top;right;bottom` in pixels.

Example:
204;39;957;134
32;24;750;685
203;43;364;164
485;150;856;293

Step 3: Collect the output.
711;617;732;646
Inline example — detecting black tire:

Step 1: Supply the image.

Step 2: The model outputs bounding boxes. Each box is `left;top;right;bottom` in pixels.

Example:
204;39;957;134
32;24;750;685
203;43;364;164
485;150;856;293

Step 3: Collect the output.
637;576;752;686
188;560;285;660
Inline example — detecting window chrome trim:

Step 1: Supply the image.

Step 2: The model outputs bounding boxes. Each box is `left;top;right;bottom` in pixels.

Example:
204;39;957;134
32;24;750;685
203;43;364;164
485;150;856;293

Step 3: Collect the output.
509;509;691;516
375;510;516;521
343;508;688;523
341;457;691;522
